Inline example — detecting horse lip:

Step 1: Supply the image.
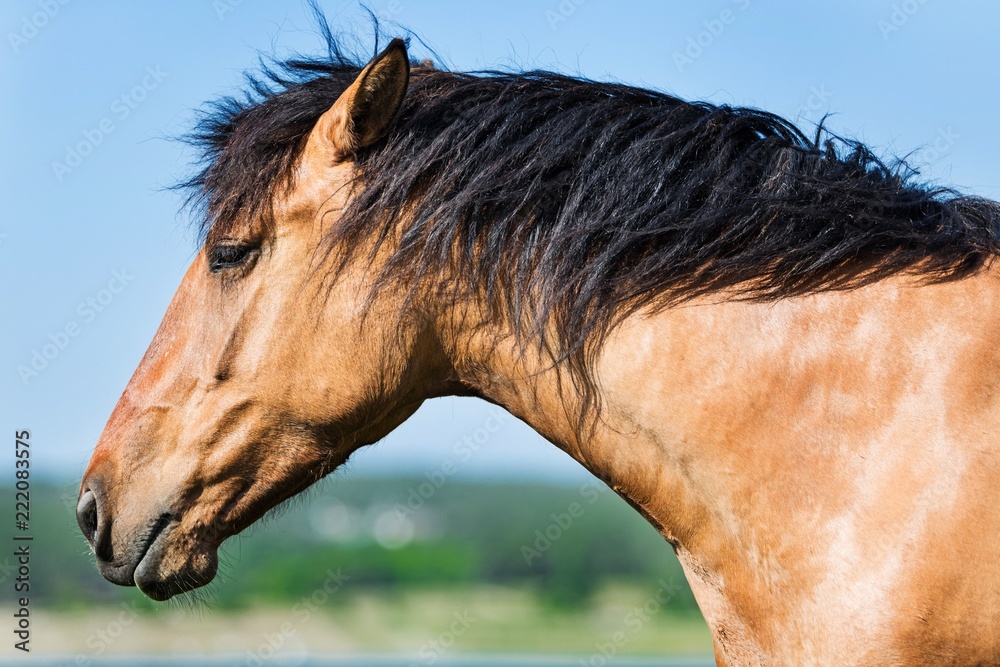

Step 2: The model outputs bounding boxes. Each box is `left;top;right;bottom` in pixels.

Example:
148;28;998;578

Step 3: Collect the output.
132;513;175;600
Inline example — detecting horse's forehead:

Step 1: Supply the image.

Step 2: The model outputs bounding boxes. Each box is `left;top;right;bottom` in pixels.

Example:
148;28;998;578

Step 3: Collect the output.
263;152;354;229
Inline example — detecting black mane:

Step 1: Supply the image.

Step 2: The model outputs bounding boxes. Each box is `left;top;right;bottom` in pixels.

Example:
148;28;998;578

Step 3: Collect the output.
181;27;1000;387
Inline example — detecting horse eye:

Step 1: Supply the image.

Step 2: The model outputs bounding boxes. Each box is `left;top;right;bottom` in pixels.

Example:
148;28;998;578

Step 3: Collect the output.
208;243;258;273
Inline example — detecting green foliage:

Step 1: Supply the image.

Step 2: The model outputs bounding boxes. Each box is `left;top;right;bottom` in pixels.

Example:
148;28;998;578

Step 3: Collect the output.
11;477;700;614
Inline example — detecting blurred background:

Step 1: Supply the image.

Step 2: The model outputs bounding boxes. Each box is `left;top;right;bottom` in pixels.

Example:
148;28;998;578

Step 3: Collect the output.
3;0;1000;664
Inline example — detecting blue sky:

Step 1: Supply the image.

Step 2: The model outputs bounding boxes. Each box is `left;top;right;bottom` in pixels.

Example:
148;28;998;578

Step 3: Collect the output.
4;0;1000;482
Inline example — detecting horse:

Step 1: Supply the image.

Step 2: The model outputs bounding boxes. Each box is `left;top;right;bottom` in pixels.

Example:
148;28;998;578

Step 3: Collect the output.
76;32;1000;665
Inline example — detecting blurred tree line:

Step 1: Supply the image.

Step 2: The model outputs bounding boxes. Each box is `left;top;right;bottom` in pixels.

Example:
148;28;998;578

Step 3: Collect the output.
9;476;700;614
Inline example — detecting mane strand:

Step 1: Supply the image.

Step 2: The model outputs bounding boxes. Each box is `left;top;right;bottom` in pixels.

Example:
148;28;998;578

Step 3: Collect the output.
179;24;1000;411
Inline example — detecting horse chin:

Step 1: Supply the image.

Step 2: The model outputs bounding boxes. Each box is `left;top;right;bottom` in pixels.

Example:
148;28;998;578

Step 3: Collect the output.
133;520;219;601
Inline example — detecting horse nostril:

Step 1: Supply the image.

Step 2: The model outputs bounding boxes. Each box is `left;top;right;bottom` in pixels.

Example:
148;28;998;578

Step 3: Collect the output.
77;489;99;548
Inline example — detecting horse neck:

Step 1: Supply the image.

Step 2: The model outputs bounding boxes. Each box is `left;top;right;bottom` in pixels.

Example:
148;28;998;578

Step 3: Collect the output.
435;269;1000;661
434;302;678;532
439;267;1000;512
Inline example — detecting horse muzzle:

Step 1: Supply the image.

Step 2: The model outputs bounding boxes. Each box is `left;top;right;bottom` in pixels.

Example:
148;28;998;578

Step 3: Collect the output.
77;476;218;600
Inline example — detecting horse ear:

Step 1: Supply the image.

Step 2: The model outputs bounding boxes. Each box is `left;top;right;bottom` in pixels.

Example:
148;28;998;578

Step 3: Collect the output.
314;38;410;159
